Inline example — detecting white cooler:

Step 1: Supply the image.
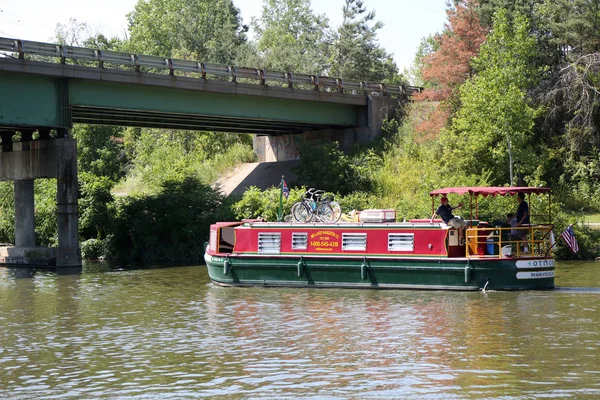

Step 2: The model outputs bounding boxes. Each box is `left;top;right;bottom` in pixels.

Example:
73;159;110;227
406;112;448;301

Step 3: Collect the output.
359;209;396;223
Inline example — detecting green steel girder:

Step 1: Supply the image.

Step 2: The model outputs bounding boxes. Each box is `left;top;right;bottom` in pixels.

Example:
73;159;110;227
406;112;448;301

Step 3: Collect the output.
0;71;360;132
0;72;70;129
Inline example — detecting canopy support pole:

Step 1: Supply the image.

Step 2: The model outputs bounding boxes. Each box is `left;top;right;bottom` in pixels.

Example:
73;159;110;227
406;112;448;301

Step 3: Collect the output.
470;194;473;222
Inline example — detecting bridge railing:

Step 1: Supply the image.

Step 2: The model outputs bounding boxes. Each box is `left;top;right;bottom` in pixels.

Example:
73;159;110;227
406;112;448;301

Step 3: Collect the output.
0;37;422;98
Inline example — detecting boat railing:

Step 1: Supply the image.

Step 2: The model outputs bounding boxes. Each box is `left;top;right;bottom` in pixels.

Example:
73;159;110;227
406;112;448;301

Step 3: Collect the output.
465;224;554;258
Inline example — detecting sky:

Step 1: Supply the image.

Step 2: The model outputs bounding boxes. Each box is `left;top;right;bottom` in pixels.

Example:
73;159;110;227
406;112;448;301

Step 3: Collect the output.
0;0;448;72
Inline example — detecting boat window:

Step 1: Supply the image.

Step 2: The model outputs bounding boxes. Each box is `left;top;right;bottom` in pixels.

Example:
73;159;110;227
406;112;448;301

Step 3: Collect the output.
342;233;367;251
388;233;414;251
258;232;281;254
292;233;308;250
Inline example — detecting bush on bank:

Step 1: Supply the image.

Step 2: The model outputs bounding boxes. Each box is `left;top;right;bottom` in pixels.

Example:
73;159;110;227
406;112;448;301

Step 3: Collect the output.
108;176;235;263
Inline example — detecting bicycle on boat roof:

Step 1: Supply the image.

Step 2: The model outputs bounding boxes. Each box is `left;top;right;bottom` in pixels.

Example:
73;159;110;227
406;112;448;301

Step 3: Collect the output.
291;188;342;223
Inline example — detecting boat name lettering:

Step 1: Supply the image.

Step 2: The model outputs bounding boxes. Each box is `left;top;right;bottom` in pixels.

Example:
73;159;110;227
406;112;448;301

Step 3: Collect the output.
310;231;340;240
516;259;555;269
530;259;554;267
531;271;554;278
516;270;555;279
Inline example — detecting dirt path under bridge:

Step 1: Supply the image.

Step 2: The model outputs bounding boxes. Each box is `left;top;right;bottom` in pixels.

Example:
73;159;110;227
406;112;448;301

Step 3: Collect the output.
214;160;299;197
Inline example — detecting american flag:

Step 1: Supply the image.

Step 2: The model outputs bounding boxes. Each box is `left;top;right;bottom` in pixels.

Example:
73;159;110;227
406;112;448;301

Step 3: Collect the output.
561;224;579;254
282;179;289;199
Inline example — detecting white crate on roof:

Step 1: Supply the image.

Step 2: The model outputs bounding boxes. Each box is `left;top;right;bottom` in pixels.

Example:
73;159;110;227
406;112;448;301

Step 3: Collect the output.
359;209;396;223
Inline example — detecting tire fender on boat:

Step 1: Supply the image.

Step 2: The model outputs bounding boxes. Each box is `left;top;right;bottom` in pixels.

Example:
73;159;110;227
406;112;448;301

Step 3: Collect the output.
224;258;231;276
297;257;304;277
464;265;472;283
361;258;369;281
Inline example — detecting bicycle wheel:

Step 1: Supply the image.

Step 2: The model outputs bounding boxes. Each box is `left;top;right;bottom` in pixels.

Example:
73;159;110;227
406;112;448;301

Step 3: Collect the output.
329;201;342;223
292;202;312;223
316;203;335;223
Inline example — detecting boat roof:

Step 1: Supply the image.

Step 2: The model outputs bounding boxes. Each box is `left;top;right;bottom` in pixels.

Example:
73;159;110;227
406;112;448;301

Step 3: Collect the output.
430;186;551;197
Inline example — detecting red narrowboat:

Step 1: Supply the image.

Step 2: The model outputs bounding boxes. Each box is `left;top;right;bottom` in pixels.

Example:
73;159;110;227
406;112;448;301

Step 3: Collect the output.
204;187;555;290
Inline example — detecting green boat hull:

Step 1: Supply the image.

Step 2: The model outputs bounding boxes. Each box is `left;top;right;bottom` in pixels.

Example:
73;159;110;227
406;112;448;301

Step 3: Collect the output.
205;254;555;291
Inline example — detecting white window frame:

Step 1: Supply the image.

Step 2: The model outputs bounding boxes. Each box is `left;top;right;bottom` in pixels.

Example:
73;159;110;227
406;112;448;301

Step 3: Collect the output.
342;233;367;251
388;233;414;251
292;232;308;250
258;232;281;254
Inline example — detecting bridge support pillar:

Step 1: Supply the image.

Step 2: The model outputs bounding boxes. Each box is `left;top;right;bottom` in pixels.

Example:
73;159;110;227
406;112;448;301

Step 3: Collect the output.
0;138;81;273
56;140;80;270
14;180;35;248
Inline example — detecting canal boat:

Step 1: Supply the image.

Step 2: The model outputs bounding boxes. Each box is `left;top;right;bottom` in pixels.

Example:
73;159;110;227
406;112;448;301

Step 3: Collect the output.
204;187;555;291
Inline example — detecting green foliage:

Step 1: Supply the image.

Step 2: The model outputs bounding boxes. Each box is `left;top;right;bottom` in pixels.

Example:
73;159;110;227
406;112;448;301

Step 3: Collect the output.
110;176;234;262
328;0;399;82
126;0;247;64
233;186;306;221
477;0;539;29
250;0;330;74
80;238;109;261
34;179;58;247
79;172;116;240
546;203;600;260
74;124;125;181
124;129;254;193
406;35;439;86
0;182;14;244
536;0;600;58
444;10;544;185
293;141;374;195
82;34;124;50
336;191;378;213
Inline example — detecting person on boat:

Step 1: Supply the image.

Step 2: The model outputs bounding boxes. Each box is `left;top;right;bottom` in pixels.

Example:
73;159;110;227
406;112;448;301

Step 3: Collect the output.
431;196;467;232
501;213;515;242
514;192;530;238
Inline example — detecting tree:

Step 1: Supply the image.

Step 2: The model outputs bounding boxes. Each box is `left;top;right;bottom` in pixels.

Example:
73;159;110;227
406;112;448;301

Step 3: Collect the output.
126;0;247;63
477;0;540;29
413;0;486;140
110;176;233;262
536;0;600;59
292;141;374;195
74;125;125;182
250;0;330;74
328;0;398;82
83;34;123;51
54;18;89;46
540;53;600;210
418;0;487;101
443;10;543;185
406;35;439;87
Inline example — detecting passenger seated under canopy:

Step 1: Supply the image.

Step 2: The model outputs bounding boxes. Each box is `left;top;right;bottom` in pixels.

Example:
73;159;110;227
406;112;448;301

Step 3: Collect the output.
430;196;467;231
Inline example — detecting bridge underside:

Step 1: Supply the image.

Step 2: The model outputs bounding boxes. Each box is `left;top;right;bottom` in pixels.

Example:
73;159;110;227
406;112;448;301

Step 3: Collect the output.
69;106;336;134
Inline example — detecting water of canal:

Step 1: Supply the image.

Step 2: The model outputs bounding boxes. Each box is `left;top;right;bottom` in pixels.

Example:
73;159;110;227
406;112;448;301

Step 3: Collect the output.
1;261;600;399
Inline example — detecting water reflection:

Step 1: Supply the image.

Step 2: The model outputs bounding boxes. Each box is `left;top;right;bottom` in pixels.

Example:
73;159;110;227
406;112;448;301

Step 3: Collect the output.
0;261;599;399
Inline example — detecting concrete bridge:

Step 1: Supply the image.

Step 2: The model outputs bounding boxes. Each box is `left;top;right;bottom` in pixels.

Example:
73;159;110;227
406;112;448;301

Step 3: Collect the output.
0;37;419;271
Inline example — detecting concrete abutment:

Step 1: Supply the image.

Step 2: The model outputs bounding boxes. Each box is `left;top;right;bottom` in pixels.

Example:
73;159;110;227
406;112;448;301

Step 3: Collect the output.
254;95;399;162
